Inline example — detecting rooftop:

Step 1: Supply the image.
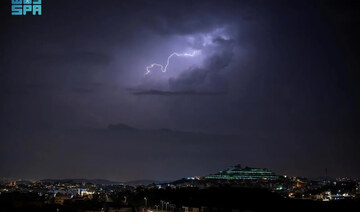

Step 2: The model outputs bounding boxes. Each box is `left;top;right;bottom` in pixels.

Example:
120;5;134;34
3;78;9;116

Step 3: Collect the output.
205;164;279;180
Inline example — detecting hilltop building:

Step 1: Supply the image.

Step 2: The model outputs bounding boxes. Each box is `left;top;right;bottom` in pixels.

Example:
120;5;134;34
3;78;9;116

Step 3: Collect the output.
205;164;279;180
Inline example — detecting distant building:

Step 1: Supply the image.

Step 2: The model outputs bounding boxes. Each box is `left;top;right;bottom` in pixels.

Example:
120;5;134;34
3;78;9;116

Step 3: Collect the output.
78;188;95;196
204;164;279;180
54;195;71;205
7;181;16;186
182;206;202;212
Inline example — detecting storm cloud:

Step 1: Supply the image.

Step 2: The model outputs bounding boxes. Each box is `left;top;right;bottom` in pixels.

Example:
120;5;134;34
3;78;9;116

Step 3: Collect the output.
169;36;235;92
1;0;360;180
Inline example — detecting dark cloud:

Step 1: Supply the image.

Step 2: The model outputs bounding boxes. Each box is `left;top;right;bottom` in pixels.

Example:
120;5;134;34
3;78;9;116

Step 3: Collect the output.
5;51;111;66
71;82;105;94
169;37;235;92
1;127;358;180
132;89;226;96
135;0;246;36
71;87;96;94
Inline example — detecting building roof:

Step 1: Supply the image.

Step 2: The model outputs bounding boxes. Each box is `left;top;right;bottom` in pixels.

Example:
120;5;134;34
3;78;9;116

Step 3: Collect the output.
204;165;279;180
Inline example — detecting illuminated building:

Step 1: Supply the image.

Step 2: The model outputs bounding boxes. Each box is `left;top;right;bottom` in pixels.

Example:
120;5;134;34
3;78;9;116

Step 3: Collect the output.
204;164;279;180
54;195;71;205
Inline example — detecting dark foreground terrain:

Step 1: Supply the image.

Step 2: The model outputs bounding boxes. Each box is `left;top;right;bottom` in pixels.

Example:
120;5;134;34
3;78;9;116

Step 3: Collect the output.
1;187;359;212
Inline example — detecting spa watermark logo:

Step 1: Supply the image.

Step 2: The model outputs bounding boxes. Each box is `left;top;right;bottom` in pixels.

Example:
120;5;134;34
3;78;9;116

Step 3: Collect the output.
11;0;42;15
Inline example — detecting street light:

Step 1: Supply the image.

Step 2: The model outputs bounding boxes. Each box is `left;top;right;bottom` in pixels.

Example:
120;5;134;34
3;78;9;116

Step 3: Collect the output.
144;197;147;207
165;202;169;211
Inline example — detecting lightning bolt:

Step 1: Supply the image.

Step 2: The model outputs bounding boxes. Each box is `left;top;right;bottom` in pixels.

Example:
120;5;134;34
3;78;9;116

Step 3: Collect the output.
146;51;198;75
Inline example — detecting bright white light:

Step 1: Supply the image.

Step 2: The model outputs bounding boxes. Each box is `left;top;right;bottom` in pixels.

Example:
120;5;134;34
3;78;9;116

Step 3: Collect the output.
146;50;199;75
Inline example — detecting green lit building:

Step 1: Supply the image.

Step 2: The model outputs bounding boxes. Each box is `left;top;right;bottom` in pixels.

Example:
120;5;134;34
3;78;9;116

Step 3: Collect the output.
204;164;279;180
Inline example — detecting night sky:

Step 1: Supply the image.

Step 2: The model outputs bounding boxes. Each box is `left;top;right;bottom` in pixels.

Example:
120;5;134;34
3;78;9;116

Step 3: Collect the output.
1;0;360;181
